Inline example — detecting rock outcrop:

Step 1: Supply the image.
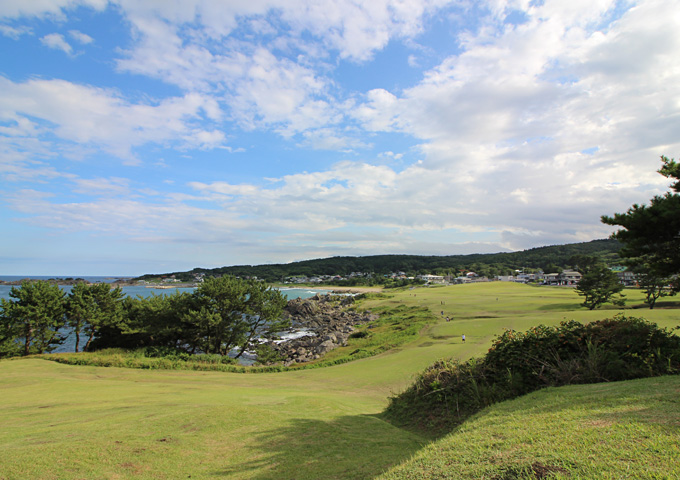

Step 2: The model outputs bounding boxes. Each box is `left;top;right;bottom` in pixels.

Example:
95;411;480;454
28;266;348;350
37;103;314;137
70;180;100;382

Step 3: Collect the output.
266;293;378;366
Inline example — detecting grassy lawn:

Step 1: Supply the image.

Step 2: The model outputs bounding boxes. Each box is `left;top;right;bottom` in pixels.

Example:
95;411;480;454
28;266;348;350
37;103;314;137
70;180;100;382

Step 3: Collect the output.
378;375;680;479
362;282;680;361
1;282;678;479
0;359;427;480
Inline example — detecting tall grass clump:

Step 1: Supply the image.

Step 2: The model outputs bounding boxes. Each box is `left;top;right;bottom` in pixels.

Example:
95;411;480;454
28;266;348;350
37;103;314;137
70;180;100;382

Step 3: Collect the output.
385;314;680;435
43;347;247;372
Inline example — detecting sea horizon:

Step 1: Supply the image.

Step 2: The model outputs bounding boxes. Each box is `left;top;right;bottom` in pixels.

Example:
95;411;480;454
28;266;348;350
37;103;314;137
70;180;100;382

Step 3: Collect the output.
0;275;134;283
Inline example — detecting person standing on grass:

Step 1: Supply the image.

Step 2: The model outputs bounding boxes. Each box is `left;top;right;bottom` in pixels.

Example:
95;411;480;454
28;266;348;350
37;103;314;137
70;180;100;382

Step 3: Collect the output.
462;334;466;343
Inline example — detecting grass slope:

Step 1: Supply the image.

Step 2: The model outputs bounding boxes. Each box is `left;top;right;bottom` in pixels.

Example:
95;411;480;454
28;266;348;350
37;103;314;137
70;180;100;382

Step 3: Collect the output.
379;375;680;479
0;359;426;480
1;282;678;479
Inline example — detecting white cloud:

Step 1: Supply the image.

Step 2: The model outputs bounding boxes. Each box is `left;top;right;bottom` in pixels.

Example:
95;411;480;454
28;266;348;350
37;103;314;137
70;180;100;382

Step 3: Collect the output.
0;24;32;39
40;33;73;55
70;177;131;196
113;0;452;61
350;0;680;240
297;128;371;151
68;29;93;44
0;0;106;20
0;77;226;164
108;0;460;141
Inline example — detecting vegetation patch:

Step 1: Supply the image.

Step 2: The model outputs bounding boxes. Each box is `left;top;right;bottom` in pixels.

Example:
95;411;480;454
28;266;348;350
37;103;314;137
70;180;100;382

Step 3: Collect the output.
384;315;680;436
42;303;437;372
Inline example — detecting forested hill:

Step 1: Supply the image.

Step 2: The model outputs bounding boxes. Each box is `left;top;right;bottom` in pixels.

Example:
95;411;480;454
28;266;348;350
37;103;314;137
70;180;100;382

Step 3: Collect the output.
137;239;622;283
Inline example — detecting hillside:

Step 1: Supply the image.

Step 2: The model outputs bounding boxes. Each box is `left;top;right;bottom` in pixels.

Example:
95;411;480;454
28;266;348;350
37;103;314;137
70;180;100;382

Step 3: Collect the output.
137;238;621;282
378;375;680;479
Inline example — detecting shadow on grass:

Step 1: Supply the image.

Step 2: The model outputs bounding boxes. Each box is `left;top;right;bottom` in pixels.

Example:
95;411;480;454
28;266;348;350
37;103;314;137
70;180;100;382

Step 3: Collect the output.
627;301;680;309
211;414;427;480
537;303;580;311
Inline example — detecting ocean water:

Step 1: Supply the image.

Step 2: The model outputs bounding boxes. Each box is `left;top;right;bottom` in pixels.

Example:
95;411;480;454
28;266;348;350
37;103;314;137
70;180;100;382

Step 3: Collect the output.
0;275;131;284
0;279;325;354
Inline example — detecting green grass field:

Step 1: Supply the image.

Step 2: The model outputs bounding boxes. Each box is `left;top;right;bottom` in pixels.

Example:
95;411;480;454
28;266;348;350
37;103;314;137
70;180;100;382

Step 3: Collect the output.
1;283;678;479
378;375;680;479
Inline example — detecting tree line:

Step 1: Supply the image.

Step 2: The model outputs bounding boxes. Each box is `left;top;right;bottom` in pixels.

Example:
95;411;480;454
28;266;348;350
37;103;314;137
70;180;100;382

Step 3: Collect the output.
137;239;623;283
0;276;288;358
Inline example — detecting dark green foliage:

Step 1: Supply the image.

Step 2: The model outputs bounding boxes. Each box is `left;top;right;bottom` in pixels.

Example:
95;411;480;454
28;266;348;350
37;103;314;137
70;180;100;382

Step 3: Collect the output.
254;343;284;365
0;280;66;356
91;276;287;359
144;345;191;361
91;291;191;350
50;303;436;372
385;316;680;434
602;156;680;296
382;278;426;289
135;239;622;282
635;263;675;308
575;263;625;309
66;282;124;352
184;276;289;357
348;330;370;339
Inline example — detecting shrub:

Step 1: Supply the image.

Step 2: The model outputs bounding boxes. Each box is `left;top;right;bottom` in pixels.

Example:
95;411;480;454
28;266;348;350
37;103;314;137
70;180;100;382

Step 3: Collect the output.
144;345;191;361
385;315;680;434
192;353;237;365
348;330;370;339
254;343;283;365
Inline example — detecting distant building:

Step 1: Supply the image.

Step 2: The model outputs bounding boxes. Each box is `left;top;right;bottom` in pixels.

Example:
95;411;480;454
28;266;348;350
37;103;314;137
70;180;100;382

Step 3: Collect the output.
612;267;637;286
516;272;545;283
496;275;515;282
560;270;582;285
544;270;581;285
418;274;446;284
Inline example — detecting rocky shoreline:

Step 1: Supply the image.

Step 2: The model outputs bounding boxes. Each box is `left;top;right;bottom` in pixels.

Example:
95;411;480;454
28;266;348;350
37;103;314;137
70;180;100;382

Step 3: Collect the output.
266;293;378;366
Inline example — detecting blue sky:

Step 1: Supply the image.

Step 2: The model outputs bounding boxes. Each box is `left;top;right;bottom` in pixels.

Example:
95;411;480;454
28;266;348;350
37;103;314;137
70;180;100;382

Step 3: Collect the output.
1;0;679;276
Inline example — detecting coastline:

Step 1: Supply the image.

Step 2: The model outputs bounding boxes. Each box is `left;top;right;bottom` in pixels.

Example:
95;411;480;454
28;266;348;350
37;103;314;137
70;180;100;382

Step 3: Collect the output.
0;278;383;295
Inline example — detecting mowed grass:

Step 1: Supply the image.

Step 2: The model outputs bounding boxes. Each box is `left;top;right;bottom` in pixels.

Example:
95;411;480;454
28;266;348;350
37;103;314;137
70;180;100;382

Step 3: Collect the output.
378;375;680;479
1;282;679;479
0;359;427;480
362;282;680;361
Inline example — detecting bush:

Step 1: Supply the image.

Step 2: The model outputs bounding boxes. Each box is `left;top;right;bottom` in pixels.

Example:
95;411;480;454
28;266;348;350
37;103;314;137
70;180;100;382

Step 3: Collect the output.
192;353;237;365
254;343;283;365
144;345;191;361
385;315;680;434
348;330;370;339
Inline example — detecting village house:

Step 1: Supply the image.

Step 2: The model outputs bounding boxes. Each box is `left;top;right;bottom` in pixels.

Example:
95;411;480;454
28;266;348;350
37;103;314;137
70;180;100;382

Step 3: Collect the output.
543;270;581;285
418;274;446;284
496;275;515;282
560;270;582;285
611;267;638;286
515;271;545;283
